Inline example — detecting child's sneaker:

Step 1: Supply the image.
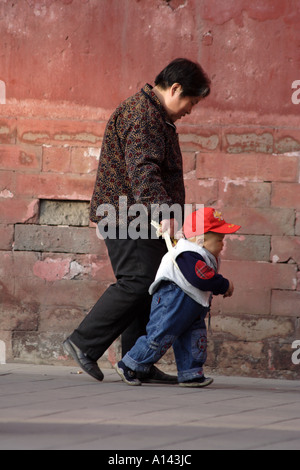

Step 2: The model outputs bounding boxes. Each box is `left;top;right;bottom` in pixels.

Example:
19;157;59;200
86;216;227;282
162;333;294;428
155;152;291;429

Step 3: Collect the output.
115;361;142;386
179;376;213;388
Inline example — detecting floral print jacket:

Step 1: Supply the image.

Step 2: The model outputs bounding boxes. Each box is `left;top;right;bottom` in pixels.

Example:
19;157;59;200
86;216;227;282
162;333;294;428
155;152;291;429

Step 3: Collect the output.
90;84;185;228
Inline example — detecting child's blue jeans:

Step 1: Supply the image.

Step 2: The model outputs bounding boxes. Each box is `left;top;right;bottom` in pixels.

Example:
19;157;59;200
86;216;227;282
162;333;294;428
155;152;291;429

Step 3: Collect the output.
122;281;209;382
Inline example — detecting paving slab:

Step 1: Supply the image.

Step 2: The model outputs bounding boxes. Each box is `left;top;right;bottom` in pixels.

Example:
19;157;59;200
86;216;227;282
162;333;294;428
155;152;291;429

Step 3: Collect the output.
0;363;300;451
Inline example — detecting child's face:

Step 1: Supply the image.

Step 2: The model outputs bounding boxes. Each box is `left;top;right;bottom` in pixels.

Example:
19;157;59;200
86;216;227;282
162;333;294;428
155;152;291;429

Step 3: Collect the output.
203;232;225;257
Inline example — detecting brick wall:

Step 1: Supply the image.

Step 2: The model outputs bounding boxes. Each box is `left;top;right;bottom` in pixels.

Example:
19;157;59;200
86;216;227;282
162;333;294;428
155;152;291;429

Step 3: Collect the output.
0;0;299;378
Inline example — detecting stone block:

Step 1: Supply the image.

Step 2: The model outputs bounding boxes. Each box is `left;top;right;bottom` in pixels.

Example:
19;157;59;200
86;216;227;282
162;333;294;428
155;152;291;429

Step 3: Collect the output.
0;225;14;250
39;306;85;333
182;151;196;174
15;172;95;201
12;331;67;364
271;236;300;264
39;200;90;226
212;314;295;342
70;147;100;174
218;207;295;235
271;182;300;210
0;198;40;224
184;178;218;206
196;152;299;183
14;224;104;254
220;181;271;207
222;234;270;262
271;290;300;316
42;146;71;173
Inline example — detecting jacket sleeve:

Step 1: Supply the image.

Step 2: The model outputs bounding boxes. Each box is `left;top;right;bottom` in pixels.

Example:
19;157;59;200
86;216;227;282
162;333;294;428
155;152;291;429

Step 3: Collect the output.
176;251;229;295
122;112;174;211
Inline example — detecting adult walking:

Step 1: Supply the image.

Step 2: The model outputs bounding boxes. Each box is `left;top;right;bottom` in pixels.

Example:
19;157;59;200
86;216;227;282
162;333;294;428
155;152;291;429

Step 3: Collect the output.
63;58;210;383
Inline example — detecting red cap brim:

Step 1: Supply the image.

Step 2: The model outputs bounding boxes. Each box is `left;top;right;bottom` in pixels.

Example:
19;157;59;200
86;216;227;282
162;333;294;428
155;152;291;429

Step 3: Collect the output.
210;223;241;234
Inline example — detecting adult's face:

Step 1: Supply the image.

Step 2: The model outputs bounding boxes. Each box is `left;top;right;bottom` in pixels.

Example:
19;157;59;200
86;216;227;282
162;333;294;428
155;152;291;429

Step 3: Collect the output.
165;83;201;122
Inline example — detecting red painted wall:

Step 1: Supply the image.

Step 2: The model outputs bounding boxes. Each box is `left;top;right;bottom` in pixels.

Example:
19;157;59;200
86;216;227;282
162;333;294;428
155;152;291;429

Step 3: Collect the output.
0;0;299;377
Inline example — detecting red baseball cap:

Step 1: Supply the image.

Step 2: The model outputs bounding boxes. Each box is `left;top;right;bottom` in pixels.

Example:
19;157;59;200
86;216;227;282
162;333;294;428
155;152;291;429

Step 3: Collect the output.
183;207;241;238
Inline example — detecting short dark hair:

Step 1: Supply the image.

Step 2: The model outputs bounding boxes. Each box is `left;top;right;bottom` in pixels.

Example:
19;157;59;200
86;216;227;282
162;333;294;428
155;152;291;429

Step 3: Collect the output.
155;58;210;98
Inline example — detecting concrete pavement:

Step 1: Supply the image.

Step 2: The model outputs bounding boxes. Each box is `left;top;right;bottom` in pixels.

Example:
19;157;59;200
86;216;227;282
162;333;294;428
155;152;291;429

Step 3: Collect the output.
0;362;300;451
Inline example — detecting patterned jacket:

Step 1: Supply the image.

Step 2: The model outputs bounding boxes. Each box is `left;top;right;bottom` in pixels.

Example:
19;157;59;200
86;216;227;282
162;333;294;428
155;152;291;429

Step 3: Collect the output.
90;84;185;227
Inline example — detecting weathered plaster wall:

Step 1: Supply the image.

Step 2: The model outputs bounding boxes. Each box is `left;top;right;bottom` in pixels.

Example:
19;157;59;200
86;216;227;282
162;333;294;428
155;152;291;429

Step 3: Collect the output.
0;0;299;378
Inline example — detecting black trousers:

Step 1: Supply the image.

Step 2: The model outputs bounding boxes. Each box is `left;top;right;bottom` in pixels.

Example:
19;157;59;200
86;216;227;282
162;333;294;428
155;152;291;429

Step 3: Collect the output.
70;237;167;361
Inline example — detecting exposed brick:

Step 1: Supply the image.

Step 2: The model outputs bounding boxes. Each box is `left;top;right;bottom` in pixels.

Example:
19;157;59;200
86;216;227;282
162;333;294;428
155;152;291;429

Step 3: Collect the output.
196;152;299;182
223;234;270;262
220;181;271;207
0;118;17;144
70;147;100;174
217;206;295;236
222;129;273;154
18;118;105;147
271;182;300;210
184;178;218;205
39;200;90;226
42;146;71;173
212;314;295;342
179;128;220;152
271;290;300;316
210;339;266;377
271;236;300;264
0;144;42;171
274;129;300;154
211;260;297;315
14;224;105;255
15;172;95;200
12;331;68;363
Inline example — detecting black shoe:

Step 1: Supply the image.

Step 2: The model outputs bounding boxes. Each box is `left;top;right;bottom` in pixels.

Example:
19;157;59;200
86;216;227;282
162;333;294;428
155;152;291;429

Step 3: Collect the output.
137;365;178;384
115;361;141;386
179;376;214;388
63;337;104;382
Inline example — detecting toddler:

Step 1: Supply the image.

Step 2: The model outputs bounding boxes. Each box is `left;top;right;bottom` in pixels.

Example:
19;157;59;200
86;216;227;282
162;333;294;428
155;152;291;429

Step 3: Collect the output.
115;208;241;387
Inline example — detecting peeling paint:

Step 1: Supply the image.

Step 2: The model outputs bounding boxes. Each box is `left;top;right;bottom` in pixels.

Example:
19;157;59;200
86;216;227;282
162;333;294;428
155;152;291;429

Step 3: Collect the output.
222;177;247;192
33;258;71;282
22;200;39;223
0;189;13;198
83;147;100;160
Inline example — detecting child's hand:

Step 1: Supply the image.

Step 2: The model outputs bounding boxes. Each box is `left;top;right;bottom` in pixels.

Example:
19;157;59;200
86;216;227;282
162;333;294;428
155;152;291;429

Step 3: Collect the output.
224;280;234;298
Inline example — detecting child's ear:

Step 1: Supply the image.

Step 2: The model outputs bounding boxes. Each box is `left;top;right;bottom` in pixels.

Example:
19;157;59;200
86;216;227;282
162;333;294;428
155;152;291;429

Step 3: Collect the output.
196;235;204;246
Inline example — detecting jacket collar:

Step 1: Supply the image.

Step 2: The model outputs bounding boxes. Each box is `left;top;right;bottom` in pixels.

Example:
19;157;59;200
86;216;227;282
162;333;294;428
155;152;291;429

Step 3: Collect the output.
141;84;177;131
